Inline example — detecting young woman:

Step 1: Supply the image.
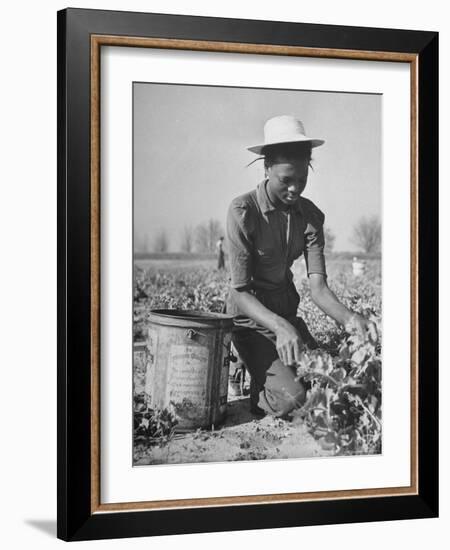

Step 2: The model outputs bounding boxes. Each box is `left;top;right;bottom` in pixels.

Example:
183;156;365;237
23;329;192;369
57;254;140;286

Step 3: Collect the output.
226;115;377;417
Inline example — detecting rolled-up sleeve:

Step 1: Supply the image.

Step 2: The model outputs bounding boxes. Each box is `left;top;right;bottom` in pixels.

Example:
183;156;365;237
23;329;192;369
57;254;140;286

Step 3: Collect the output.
226;200;253;289
303;201;327;278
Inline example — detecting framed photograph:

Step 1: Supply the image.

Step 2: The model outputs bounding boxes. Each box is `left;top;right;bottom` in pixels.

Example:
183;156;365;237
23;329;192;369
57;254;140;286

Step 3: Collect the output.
57;8;438;541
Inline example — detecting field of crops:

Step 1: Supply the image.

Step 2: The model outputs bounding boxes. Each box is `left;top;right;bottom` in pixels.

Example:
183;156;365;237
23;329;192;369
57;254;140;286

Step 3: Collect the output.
134;256;382;461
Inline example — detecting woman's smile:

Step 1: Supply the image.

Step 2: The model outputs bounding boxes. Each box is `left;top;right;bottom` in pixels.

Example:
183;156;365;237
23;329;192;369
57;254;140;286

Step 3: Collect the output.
286;192;299;202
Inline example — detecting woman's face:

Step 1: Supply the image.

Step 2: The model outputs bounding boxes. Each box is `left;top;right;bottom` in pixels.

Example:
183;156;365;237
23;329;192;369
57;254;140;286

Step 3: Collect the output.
265;155;309;208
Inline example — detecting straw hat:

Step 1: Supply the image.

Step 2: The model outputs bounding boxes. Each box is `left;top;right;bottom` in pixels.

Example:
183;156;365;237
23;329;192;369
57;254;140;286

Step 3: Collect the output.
247;115;325;155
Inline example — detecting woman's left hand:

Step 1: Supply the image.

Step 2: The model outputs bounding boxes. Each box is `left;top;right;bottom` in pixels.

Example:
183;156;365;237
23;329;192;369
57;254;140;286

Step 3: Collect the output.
345;313;378;343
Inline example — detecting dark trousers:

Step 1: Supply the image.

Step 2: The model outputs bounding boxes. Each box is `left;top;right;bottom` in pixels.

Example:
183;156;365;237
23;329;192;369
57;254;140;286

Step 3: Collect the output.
217;251;225;269
232;317;318;416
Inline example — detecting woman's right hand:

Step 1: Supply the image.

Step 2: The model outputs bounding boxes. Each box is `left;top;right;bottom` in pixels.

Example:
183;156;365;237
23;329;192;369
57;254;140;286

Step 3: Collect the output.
229;289;305;365
274;318;304;366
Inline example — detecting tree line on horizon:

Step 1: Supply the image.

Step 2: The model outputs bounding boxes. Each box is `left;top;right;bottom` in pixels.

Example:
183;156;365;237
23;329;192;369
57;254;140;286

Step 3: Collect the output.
137;219;224;254
138;215;381;255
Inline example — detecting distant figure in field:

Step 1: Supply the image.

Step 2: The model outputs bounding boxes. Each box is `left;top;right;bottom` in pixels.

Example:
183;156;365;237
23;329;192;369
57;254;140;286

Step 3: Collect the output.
352;256;366;277
216;236;225;270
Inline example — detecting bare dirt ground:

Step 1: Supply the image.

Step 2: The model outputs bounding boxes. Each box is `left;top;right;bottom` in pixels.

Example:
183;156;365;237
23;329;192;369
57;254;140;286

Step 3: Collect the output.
134;389;333;466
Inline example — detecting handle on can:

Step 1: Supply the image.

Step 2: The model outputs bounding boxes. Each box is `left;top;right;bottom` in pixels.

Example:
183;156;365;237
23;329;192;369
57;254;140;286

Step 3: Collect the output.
185;329;207;340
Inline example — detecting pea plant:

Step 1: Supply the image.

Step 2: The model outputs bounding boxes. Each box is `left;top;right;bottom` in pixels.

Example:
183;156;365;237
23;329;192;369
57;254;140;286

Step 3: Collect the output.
294;321;381;454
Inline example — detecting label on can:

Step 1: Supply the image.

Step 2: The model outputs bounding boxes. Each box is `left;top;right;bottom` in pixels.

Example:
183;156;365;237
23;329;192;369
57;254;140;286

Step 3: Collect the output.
166;344;209;419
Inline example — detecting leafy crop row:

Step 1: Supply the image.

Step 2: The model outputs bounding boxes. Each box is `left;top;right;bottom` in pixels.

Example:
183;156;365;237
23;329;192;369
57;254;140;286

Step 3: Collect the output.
133;260;381;456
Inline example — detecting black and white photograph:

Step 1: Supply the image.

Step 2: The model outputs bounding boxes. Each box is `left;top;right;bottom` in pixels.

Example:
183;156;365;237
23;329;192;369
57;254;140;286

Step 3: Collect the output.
133;83;382;466
0;0;443;544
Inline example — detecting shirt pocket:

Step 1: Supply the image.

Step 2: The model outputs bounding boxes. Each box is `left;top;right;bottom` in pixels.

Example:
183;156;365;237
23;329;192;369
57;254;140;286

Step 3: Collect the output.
256;246;276;264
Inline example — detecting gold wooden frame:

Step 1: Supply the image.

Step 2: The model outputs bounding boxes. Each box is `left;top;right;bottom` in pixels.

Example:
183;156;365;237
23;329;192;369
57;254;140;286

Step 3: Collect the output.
89;35;419;514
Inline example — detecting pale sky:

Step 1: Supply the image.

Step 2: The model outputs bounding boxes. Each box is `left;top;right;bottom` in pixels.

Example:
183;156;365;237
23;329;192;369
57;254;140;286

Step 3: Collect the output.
134;83;381;252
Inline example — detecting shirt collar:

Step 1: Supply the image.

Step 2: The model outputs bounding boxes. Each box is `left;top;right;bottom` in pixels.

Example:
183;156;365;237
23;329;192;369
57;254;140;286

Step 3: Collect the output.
256;178;304;215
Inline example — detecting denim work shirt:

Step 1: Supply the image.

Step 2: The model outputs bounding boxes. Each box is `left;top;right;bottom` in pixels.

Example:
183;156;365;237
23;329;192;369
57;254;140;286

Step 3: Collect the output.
226;179;327;328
